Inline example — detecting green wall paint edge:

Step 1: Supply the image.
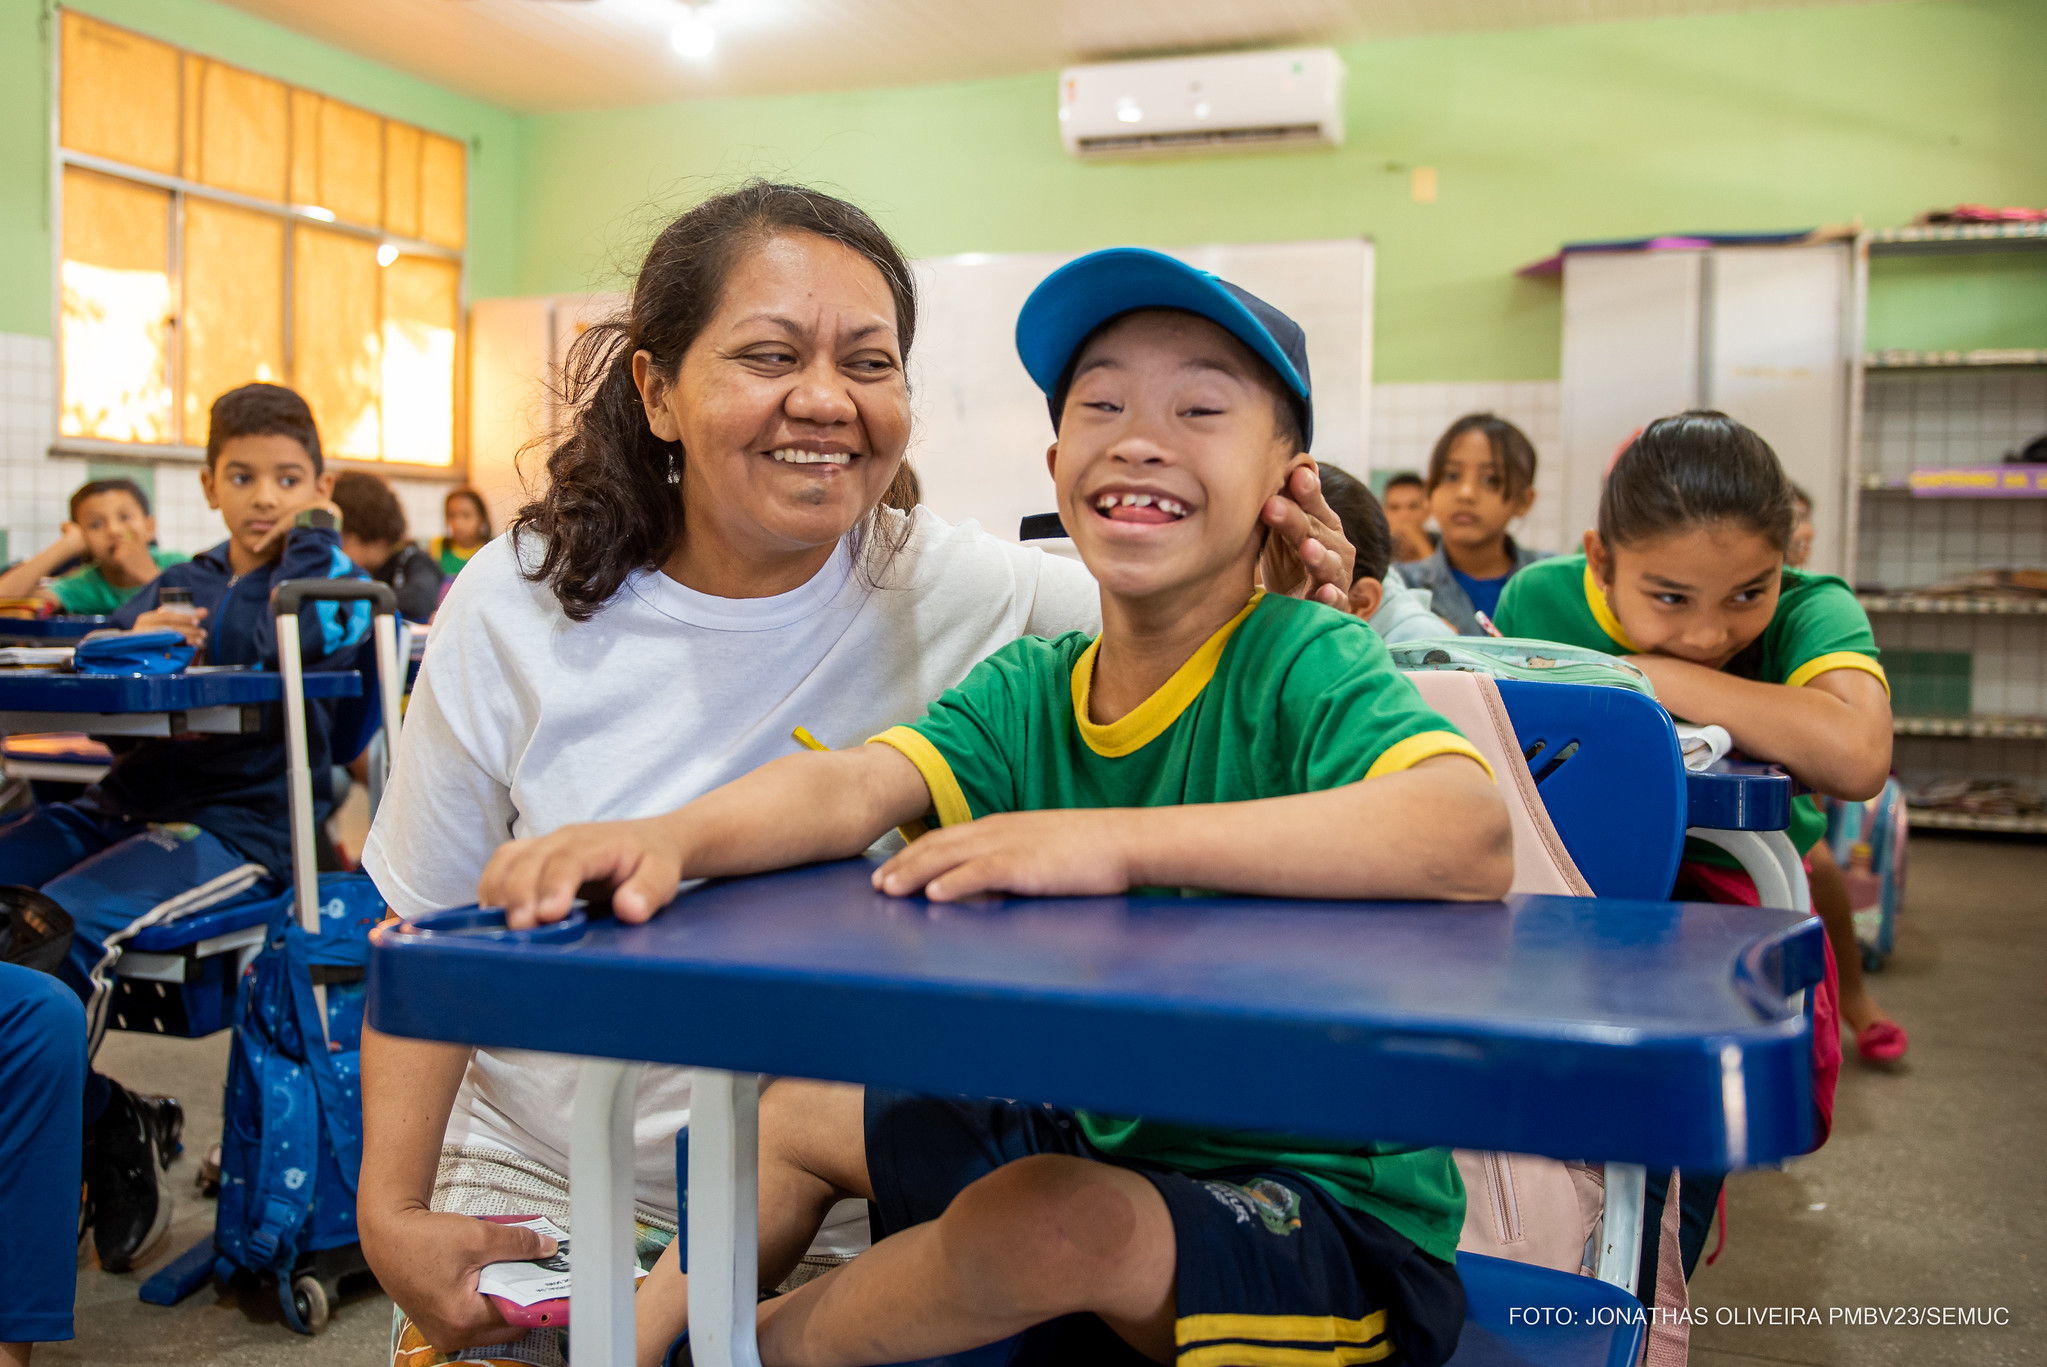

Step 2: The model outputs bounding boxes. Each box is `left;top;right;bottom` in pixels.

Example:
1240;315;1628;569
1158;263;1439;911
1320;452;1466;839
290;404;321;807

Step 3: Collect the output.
2;0;2042;381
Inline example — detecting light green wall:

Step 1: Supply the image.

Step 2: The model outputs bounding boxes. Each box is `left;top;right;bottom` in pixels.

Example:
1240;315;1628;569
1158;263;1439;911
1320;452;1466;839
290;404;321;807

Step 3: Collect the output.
3;0;2040;376
0;0;522;337
517;0;2047;380
1867;252;2047;354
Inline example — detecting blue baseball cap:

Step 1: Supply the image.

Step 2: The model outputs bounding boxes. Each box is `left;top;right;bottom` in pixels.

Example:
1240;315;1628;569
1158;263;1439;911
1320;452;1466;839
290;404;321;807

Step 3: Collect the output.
1015;247;1313;450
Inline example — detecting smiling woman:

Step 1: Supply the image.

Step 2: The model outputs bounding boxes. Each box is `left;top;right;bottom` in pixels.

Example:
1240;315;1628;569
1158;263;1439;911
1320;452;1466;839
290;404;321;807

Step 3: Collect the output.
523;188;921;619
355;181;1360;1366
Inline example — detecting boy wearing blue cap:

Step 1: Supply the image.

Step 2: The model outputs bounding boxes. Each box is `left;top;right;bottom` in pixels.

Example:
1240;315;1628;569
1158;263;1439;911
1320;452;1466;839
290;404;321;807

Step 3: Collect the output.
483;250;1511;1367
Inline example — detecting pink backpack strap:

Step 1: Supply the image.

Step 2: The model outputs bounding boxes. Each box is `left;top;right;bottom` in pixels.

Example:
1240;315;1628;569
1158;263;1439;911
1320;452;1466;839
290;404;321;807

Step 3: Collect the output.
1642;1168;1690;1366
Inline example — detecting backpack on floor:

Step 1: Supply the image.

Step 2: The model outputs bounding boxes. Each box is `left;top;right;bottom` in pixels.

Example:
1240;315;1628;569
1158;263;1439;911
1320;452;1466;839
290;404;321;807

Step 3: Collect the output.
212;873;383;1330
1819;777;1908;971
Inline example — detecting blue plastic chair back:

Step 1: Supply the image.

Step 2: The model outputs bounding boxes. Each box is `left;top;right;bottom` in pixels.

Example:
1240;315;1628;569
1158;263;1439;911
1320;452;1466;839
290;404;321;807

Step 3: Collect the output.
1495;679;1687;901
1447;1253;1646;1367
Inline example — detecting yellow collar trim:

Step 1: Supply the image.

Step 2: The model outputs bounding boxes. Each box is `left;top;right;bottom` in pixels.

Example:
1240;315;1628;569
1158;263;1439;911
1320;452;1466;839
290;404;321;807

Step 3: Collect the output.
1072;590;1264;759
1582;564;1643;654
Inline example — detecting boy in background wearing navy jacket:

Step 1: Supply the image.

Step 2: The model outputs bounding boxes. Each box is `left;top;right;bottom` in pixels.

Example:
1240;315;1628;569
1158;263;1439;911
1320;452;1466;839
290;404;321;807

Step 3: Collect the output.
0;383;372;1273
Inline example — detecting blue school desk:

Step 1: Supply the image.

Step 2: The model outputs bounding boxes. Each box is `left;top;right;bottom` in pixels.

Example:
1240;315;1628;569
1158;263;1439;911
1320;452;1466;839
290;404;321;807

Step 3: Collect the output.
0;730;111;784
370;857;1824;1367
0;615;109;645
0;667;360;737
0;666;365;1035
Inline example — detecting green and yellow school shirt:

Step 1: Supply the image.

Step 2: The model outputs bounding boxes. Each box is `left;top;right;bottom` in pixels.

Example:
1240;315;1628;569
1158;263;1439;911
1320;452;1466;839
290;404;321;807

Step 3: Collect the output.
870;589;1493;1264
1493;552;1887;854
50;548;189;615
432;537;480;578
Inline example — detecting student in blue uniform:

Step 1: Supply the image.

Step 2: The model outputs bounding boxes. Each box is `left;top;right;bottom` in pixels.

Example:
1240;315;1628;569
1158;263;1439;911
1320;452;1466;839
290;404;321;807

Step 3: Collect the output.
0;963;84;1365
1397;414;1549;635
0;383;371;1272
482;250;1511;1367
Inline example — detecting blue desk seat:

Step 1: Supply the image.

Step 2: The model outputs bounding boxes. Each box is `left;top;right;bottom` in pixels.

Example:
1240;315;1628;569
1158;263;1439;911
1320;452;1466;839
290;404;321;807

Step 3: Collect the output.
0;731;112;797
107;894;276;1038
1448;1255;1643;1367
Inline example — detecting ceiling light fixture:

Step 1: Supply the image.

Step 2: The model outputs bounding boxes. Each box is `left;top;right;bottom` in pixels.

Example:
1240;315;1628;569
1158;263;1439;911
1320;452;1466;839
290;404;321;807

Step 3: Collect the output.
672;7;715;60
377;243;400;267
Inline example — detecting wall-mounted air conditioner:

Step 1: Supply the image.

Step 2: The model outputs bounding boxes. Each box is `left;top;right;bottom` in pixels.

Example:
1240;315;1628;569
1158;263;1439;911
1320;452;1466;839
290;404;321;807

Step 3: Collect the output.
1058;48;1345;160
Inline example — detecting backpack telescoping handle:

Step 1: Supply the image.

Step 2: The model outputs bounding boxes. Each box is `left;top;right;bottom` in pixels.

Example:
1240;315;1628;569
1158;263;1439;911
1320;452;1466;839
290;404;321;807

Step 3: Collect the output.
272;579;402;935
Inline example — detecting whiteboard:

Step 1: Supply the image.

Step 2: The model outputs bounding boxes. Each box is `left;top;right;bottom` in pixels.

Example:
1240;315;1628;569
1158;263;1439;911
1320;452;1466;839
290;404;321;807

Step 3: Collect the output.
906;240;1374;541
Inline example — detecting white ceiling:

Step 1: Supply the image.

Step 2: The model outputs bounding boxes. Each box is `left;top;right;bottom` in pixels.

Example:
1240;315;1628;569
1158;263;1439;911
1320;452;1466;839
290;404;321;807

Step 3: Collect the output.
217;0;1903;113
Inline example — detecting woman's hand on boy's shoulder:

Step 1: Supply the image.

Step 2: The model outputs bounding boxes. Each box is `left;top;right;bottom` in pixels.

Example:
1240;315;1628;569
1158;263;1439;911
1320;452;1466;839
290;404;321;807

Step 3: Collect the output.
872;809;1137;902
1259;466;1355;610
479;817;687;928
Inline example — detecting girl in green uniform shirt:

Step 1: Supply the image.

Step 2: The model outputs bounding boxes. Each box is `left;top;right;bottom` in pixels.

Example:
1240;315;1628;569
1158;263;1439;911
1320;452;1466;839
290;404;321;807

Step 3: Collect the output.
431;487;492;578
1496;410;1900;1290
1495;409;1903;1053
1496;411;1903;1057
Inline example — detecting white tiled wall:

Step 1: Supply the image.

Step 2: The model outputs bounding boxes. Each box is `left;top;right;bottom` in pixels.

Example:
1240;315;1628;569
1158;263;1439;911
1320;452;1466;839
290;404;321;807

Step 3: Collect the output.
1;330;464;570
0;334;76;564
1366;380;1567;554
1862;369;2047;482
1857;494;2047;592
1893;734;2047;793
1873;616;2047;719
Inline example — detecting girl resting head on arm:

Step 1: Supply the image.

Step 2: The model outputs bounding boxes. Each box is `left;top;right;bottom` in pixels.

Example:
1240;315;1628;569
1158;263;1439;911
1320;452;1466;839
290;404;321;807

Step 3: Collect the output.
1492;410;1904;1061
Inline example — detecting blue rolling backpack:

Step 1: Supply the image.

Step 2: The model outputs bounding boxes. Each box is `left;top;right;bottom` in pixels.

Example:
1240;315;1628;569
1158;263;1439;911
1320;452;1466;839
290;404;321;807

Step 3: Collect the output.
141;579;405;1333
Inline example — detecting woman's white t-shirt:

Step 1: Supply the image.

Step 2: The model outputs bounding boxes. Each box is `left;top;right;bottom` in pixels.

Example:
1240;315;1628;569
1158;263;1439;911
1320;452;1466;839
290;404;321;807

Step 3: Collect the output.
361;508;1100;1218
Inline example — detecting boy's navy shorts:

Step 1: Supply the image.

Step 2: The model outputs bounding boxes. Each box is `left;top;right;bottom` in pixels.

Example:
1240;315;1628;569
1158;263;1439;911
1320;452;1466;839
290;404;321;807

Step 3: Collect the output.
864;1090;1465;1367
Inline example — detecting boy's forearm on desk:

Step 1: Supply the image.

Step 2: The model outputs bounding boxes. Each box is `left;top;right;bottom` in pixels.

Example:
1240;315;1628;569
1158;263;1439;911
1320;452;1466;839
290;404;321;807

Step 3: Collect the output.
667;746;932;882
1120;757;1513;901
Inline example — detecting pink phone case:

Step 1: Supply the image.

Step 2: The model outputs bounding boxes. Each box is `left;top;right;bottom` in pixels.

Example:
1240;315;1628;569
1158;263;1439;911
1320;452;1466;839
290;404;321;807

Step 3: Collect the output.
488;1293;569;1329
480;1214;570;1328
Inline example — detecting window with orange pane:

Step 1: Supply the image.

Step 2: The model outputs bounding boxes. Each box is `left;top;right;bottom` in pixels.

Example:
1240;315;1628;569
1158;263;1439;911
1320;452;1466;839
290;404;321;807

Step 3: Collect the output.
57;11;466;467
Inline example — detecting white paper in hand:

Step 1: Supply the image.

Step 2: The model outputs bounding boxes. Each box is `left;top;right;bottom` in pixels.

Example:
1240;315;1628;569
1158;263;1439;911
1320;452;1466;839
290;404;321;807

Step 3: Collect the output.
475;1215;654;1307
476;1217;572;1307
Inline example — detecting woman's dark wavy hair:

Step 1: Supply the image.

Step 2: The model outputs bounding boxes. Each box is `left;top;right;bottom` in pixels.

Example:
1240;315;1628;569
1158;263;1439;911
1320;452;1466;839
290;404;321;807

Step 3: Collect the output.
517;182;919;621
1598;410;1797;552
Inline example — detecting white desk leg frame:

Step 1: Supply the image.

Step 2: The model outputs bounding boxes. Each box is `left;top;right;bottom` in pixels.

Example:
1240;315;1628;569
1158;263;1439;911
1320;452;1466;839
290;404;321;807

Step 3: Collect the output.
689;1069;763;1367
1595;1162;1646;1296
573;1059;644;1367
1685;828;1812;914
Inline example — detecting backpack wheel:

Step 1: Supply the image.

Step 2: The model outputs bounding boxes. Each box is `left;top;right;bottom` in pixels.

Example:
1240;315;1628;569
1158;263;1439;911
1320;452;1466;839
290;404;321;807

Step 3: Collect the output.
290;1274;330;1333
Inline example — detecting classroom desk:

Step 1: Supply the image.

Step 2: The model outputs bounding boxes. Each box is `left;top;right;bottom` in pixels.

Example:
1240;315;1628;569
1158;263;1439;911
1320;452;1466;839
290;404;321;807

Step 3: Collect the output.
0;667;360;737
370;858;1823;1367
1685;761;1809;911
0;730;112;783
1686;762;1794;833
0;615;109;645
